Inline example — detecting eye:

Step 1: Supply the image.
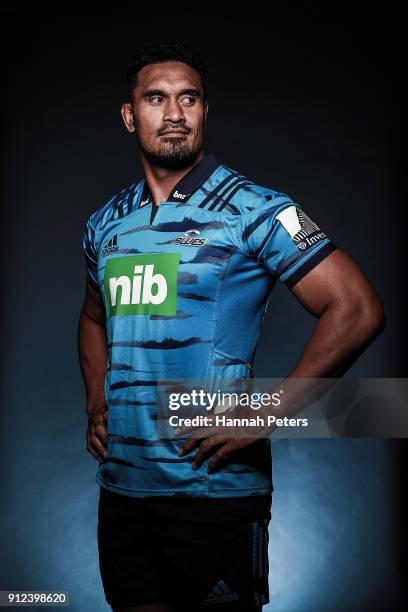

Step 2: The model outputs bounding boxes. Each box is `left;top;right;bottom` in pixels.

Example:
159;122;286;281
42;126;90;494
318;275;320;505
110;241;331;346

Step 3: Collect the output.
180;96;196;105
149;96;164;105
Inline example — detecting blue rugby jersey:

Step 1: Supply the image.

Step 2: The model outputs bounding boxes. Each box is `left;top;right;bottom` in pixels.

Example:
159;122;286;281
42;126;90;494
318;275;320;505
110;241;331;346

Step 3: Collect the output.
82;153;337;498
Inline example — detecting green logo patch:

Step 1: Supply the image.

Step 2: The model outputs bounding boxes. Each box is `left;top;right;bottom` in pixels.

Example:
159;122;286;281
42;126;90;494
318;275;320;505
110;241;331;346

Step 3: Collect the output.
104;253;180;316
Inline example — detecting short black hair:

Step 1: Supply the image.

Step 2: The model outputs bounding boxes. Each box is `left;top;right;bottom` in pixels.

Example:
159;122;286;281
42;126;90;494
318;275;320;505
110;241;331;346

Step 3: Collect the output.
126;39;207;102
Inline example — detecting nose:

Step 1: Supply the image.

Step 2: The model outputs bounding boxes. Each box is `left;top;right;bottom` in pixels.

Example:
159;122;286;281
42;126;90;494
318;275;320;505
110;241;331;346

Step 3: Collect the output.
163;97;185;125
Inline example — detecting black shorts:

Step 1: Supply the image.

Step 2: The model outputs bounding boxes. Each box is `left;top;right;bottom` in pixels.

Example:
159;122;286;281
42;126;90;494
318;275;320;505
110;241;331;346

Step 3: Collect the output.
97;486;272;611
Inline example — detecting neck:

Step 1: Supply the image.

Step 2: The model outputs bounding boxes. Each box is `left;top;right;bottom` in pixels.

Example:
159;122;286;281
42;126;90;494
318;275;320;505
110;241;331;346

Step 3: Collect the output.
140;150;205;206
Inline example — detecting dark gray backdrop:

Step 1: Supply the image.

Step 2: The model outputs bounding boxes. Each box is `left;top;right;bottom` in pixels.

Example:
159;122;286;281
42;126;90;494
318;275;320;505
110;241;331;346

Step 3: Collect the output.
1;13;406;612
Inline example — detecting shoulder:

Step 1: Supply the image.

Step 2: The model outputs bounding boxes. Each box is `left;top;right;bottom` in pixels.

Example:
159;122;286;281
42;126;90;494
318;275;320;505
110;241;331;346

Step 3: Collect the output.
215;163;293;217
85;179;143;232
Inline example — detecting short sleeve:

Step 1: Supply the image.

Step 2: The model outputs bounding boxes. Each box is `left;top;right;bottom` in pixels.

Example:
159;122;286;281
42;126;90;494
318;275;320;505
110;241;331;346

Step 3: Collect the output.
82;215;101;293
240;196;338;289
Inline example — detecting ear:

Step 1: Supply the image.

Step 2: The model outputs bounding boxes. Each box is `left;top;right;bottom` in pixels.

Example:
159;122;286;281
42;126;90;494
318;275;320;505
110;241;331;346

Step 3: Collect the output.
203;100;209;123
121;102;135;133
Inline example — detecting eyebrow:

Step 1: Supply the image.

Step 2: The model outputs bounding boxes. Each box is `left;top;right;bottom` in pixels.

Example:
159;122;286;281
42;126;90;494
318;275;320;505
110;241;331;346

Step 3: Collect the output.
142;88;202;99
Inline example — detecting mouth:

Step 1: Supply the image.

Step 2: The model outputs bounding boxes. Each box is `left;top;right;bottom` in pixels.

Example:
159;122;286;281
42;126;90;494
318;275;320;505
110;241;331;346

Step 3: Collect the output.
160;130;190;136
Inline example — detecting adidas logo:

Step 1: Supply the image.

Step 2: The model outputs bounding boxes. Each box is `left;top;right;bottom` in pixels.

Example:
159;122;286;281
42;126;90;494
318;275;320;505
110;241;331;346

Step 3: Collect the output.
204;579;239;606
102;234;119;256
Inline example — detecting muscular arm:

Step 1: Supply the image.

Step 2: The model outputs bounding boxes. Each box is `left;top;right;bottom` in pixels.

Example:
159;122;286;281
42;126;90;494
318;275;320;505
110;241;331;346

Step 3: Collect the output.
254;247;387;427
287;247;385;378
178;247;386;471
77;281;109;462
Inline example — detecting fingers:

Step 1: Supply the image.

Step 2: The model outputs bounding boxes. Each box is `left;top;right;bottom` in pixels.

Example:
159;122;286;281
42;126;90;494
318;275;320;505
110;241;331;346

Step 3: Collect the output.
177;423;222;457
191;437;230;472
206;440;234;473
86;413;108;462
178;436;202;457
179;437;258;473
177;416;231;464
86;427;106;462
95;420;108;446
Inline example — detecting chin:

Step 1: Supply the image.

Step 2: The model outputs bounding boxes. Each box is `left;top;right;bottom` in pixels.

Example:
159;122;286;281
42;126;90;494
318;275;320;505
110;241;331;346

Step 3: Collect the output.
143;143;201;170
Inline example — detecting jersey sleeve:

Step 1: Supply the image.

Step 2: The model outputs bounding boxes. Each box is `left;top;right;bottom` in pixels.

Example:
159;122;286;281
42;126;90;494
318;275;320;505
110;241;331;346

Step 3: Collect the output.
240;196;338;289
82;215;101;293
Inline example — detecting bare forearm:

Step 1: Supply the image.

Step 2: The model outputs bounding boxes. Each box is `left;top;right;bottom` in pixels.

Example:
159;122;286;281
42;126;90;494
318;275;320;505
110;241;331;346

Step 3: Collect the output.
288;299;385;379
258;300;386;426
78;311;108;411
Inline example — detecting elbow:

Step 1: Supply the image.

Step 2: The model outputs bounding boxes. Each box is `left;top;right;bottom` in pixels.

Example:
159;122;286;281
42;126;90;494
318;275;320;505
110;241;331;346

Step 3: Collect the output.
354;294;386;342
373;303;386;337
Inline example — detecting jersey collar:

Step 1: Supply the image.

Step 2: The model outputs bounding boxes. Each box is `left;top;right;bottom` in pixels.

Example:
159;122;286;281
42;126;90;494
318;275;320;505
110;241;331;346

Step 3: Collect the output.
138;152;221;208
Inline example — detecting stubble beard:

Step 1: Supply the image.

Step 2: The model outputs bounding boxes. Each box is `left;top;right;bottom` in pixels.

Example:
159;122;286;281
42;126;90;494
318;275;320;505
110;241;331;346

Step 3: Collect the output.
138;118;206;170
140;136;202;170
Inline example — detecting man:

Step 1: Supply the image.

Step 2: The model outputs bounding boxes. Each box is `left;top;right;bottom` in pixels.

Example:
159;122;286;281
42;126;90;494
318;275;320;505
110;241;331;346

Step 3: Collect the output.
78;40;385;612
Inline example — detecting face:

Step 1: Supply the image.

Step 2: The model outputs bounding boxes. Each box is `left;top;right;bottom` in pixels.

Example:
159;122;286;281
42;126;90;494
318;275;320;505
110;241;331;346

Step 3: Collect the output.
121;60;208;170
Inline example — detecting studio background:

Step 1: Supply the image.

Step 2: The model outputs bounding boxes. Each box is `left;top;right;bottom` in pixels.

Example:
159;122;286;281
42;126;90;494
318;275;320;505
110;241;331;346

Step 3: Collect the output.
1;14;405;612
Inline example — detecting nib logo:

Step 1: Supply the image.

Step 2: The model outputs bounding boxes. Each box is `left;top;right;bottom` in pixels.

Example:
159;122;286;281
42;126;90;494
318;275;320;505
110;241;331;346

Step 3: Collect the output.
104;253;180;316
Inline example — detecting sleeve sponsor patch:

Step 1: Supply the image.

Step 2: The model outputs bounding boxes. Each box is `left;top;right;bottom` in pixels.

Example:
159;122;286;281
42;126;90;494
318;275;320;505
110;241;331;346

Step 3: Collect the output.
275;205;327;251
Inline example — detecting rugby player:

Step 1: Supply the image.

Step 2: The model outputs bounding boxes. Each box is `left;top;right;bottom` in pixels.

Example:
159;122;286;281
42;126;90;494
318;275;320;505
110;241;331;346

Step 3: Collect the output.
78;40;385;612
